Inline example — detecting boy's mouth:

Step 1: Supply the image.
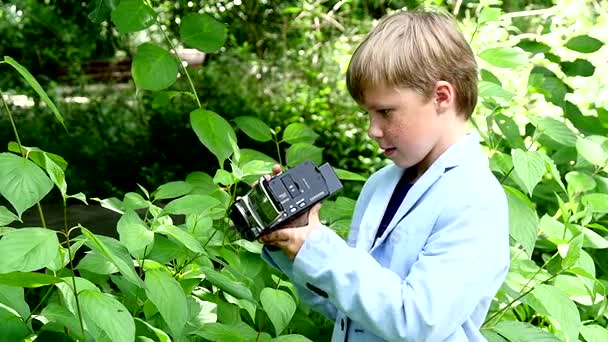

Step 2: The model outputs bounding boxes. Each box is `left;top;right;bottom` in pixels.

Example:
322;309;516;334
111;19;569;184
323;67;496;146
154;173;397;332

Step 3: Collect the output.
383;147;397;156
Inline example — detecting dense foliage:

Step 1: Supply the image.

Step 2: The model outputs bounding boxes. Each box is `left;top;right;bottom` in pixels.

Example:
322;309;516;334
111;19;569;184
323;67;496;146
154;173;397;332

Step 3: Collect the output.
0;0;607;341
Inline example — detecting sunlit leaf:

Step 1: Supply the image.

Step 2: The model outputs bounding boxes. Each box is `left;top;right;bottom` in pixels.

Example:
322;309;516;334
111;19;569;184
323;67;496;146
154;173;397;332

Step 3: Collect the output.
163;194;221;215
333;167;366;182
504;186;539;257
576;137;608;166
565;35;604;53
477;7;501;25
286;143;323;167
565;171;596;194
152;181;193;201
0;284;30;319
234;116;273;142
580;324;608;342
535;117;577;147
155;224;206;254
479;47;528;68
111;0;156;34
145;269;188;337
117;210;154;259
561;59;595;77
494;114;525;149
132;43;178;91
512;149;545;196
180;13;227;53
523;284;581;341
190;109;237;164
195;322;257;341
80;290;135;342
282;123;319;144
0;228;59;273
0;272;62;288
0;206;19;226
260;288;296;335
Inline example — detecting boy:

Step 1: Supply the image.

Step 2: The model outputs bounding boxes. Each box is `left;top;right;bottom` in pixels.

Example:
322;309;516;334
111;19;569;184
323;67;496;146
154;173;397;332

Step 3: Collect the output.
260;9;509;341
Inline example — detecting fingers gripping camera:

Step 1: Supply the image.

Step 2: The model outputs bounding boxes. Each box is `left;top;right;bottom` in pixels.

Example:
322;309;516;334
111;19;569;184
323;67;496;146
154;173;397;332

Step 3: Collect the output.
230;161;343;241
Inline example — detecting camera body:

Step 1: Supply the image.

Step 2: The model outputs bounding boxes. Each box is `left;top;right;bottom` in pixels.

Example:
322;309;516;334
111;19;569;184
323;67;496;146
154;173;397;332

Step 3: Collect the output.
230;161;343;241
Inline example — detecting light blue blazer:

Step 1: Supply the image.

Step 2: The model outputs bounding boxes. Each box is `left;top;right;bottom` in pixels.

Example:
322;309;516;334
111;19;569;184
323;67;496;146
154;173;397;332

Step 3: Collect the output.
263;133;510;341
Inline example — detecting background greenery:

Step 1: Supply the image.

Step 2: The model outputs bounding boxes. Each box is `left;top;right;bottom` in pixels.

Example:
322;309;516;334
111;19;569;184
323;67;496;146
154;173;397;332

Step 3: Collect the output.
0;0;607;341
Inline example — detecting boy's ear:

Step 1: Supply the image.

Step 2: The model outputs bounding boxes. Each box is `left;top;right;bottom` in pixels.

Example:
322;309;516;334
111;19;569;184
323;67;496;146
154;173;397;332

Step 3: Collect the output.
432;81;455;114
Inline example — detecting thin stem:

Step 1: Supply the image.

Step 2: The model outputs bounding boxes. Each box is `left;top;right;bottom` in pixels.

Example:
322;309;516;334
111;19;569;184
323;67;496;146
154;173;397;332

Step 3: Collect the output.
1;89;47;227
24;285;55;323
274;137;283;168
64;218;87;341
156;19;202;108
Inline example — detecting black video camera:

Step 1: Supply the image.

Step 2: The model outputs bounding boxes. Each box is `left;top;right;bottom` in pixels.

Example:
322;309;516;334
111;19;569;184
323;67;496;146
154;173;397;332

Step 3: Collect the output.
229;161;343;241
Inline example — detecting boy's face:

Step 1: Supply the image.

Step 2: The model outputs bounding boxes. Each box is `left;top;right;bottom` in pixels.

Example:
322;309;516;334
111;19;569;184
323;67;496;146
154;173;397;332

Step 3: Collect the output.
362;85;450;172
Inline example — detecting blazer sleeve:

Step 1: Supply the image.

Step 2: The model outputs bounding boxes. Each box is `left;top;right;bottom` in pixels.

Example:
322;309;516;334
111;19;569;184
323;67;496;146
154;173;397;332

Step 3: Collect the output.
260;171;378;321
288;178;510;341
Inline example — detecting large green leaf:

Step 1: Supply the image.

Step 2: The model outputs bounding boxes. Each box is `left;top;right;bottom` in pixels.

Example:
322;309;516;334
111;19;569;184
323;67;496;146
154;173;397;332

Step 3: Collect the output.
132;43;178;91
581;194;608;214
190;109;237;164
535;117;577;147
511;149;545;196
565;171;596;194
561;59;595;77
282;123;319;144
0;285;30;319
80;290;135;342
195;322;257;341
3;57;66;130
110;0;156;34
523;284;581;341
576;137;608;166
580;324;608;342
41;303;84;341
186;172;220;195
145;269;189;337
333;168;366;182
478;81;514;101
477;7;502;25
187;295;218;328
234;116;273;142
43;153;67;197
273;335;313;342
117;210;154;259
491;320;559;341
504;186;539;257
260;288;297;336
152;181;193;201
7;142;68;171
564;35;604;53
0;307;29;341
81;228;144;287
0;272;62;288
495;114;525;149
286;143;323;167
155;224;206;254
200;267;253;302
88;0;119;23
180;13;227;53
0;206;19;226
0;153;53;218
134;317;171;342
479;47;528;68
163;194;221;215
77;251;119;275
0;227;59;273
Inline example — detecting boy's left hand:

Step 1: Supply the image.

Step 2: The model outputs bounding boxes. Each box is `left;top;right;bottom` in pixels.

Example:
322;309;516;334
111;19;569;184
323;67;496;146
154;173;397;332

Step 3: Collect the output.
259;203;322;260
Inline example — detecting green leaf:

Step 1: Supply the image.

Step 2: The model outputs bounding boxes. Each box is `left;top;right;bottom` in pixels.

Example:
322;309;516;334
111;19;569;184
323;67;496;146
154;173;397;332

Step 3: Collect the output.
110;0;156;34
80;290;135;342
43;153;67;197
576;137;608;166
511;149;545;196
494;114;525;149
155;224;206;254
478;81;514;101
582;227;608;249
0;307;29;341
260;288;297;336
477;7;502;25
195;322;257;341
77;251;119;275
123;192;148;211
479;47;528;68
213;169;234;186
523;284;581;341
88;0;119;24
273;335;313;342
581;194;608;214
565;171;596;194
492;320;559;341
559;233;583;269
40;303;83;340
0;227;59;272
580;324;608;342
163;194;221;215
535;117;577;147
504;186;539;257
152;181;193;201
333;167;366;182
8;142;68;171
282;123;319;144
134;317;171;342
81;228;144;287
200;267;253;302
0;284;30;319
554;275;601;306
180;13;227;53
117;210;154;259
132;43;178;91
186;172;219;195
516;40;551;54
3;57;66;130
145;269;189;337
286;143;323;167
190;109;237;164
234;116;273;142
241;160;274;177
561;59;595;77
0;272;62;288
0;206;19;226
0;153;53;218
565;35;604;53
187;296;218;328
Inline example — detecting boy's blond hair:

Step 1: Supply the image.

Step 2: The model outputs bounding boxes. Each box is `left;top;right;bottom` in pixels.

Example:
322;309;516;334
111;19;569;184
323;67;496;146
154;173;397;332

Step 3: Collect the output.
346;9;478;119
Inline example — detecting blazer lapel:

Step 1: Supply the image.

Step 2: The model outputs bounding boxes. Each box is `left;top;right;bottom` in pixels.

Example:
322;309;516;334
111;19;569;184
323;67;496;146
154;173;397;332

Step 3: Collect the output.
369;164;445;252
356;166;403;251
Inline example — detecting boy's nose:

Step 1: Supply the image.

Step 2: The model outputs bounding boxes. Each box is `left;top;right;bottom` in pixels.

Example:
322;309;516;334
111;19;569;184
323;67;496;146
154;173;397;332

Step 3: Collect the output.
368;122;383;140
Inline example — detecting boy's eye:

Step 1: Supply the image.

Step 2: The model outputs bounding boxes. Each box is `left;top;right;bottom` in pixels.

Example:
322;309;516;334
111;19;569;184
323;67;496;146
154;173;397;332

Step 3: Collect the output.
377;109;392;116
